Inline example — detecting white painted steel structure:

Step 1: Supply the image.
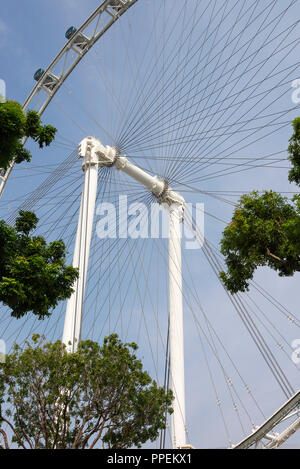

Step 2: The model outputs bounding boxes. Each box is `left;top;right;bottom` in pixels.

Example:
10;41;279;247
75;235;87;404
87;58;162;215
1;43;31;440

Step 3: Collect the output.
168;204;187;449
63;137;187;448
233;390;300;449
0;0;138;198
62;140;101;352
1;0;299;450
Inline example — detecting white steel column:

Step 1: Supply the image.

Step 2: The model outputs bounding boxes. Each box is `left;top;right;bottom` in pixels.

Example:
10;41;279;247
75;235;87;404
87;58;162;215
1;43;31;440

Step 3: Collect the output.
62;138;99;352
63;137;190;447
168;204;186;449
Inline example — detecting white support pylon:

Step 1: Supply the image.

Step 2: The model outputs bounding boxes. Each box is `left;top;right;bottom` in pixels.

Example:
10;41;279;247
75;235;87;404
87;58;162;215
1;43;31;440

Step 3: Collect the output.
116;154;187;448
62;137;101;352
168;202;187;449
62;137;189;447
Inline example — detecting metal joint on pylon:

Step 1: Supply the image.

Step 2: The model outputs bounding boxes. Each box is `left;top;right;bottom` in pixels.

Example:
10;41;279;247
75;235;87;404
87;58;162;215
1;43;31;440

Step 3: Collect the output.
78;137;117;170
115;155;128;170
159;187;185;222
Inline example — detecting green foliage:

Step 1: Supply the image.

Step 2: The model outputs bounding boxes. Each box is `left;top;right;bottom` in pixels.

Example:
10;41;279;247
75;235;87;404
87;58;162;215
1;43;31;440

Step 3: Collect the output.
14;144;32;165
25;110;42;138
0;101;26;169
0;334;173;449
0;211;78;319
35;125;57;149
14;210;38;235
0;101;57;170
220;191;300;293
288;117;300;186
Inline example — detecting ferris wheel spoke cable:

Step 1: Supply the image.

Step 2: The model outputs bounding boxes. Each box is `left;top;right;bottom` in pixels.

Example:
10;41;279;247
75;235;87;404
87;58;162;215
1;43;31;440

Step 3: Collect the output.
151;0;171;180
201;238;297;399
83;197;154;338
197;232;300;329
181;227;267;423
91;50;128;138
123;60;300;150
126;1;251;159
174;38;300;183
154;9;298;163
122;66;299;158
162;0;203;178
184;211;296;399
61;84;116;146
159;233;253;439
113;17;162;176
207;250;296;400
152;227;253;445
117;0;264;148
250;282;300;329
86;173;117;339
160;319;170;449
79;203;188;444
1;0;299;448
126;114;293;157
181;214;265;418
166;0;250;179
123;23;298;176
174;90;298;187
173;116;297;185
113;0;168;150
5;149;79;225
118;0;283;151
86;168;117;339
90;235;166;381
124;150;287;165
169;1;296;178
21;177;83;237
137;45;299;161
130;236;162;381
243;294;300;371
1;165;121;345
176;252;252;440
120;84;297;157
168;145;291;186
116;0;197;145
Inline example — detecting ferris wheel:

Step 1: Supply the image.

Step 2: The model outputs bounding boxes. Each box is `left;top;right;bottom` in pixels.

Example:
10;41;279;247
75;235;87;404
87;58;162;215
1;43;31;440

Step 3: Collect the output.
1;0;300;449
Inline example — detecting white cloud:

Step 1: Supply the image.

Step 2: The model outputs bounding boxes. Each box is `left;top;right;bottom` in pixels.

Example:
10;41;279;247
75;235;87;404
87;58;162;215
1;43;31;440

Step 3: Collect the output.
0;18;8;34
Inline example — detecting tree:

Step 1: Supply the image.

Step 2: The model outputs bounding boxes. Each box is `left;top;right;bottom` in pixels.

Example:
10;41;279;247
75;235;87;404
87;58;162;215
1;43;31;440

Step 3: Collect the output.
219;191;300;293
220;118;300;294
288;117;300;185
0;210;78;319
0;334;173;449
0;100;57;170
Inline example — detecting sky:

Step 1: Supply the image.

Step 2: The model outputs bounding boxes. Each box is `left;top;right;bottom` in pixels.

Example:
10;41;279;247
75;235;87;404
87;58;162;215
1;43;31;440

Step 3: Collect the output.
0;0;300;449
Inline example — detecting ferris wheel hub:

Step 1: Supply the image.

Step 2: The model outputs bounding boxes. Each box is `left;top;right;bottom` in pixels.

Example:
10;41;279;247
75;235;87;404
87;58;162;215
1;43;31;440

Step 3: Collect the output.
78;136;186;216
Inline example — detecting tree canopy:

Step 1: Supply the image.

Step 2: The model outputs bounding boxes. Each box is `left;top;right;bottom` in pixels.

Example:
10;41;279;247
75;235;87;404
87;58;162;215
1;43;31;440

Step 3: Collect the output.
0;100;57;170
219;192;300;293
220;118;300;294
0;210;78;319
0;334;173;449
288;117;300;185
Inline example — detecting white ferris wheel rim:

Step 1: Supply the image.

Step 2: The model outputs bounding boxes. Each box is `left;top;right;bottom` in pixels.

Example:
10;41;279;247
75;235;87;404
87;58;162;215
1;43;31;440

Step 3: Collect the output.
0;0;138;197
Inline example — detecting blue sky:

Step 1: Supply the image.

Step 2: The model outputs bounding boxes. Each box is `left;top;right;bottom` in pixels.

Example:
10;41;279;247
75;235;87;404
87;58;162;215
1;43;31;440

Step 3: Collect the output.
1;0;300;449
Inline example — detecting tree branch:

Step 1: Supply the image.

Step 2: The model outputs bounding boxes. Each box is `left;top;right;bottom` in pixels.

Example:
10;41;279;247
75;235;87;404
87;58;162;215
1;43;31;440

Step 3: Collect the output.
266;247;285;263
0;428;10;449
